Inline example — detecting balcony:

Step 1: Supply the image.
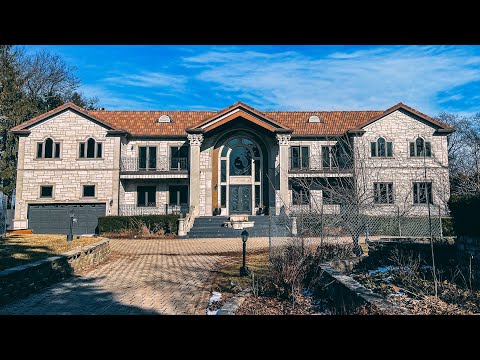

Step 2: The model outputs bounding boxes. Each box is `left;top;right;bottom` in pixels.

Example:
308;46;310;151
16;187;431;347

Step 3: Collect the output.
120;157;189;179
119;204;189;216
288;156;352;177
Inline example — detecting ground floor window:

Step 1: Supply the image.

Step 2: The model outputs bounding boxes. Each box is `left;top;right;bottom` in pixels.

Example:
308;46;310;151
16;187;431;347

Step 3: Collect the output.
137;186;156;207
373;182;394;204
169;185;188;206
413;182;433;204
292;183;310;205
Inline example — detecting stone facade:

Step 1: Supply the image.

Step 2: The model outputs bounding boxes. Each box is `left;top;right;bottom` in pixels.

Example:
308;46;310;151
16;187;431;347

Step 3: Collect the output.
14;110;120;229
13;105;452;230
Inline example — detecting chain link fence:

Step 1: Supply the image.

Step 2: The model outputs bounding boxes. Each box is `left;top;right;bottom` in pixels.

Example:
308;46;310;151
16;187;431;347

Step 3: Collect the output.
0;192;8;237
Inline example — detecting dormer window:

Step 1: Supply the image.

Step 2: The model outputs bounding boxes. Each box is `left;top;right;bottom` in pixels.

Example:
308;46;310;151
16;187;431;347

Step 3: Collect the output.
370;137;393;157
36;138;60;159
79;138;103;159
410;137;431;157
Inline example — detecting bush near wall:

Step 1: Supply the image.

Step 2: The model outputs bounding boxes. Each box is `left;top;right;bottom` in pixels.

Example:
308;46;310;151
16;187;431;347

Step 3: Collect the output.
98;215;179;235
449;194;480;237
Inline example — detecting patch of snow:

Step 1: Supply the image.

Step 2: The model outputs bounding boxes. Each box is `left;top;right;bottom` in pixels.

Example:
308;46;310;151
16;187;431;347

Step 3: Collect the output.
368;266;395;275
383;276;394;283
207;309;219;315
209;291;222;306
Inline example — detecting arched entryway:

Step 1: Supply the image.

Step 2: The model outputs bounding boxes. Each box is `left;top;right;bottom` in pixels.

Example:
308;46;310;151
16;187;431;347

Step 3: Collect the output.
213;132;267;215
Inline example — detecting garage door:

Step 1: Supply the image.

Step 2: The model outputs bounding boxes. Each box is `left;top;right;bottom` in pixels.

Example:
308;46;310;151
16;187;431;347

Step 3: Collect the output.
28;203;106;235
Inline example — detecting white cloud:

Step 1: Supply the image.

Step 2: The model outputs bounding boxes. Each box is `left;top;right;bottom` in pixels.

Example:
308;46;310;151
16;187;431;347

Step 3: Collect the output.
103;71;186;90
182;46;480;115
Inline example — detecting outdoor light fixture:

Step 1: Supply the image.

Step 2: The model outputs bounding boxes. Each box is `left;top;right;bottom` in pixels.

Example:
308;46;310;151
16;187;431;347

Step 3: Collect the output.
240;229;249;276
67;209;77;242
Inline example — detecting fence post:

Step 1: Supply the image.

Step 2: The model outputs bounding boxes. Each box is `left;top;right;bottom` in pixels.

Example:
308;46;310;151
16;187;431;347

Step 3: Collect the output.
268;211;272;263
439;206;443;239
397;205;402;237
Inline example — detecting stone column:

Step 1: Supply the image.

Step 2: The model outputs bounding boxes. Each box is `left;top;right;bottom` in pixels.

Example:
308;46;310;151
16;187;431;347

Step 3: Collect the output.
13;137;27;229
276;134;291;215
188;134;204;215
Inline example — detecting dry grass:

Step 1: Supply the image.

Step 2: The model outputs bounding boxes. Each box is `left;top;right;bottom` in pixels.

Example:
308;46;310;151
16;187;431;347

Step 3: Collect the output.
210;252;270;295
0;234;103;271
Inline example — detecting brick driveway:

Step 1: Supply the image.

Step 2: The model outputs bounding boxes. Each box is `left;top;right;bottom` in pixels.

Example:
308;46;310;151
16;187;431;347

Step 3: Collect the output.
0;237;272;315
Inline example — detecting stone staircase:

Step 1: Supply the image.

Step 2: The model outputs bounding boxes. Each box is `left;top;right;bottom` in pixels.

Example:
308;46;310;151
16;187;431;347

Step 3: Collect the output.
186;215;288;238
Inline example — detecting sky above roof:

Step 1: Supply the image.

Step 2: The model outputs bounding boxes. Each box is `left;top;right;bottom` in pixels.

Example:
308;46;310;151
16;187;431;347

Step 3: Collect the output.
25;45;480;116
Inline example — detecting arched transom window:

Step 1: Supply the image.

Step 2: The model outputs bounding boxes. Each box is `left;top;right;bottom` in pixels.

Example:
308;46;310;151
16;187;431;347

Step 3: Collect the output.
79;138;103;159
370;137;393;157
36;137;60;159
410;137;431;157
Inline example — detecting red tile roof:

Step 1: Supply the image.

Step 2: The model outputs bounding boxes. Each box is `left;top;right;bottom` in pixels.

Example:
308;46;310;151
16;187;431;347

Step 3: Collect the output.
11;101;454;137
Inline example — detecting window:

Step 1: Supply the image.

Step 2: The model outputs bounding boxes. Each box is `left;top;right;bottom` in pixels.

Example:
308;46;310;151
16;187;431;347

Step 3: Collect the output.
290;146;309;169
292;183;310;205
322;146;331;168
139;146;157;170
410;138;431;157
170;146;189;170
413;182;433;204
370;137;393;157
169;185;188;206
82;185;95;198
137;186;156;207
220;185;227;207
40;185;53;198
373;182;394;204
230;146;252;176
221;160;227;182
255;185;261;207
36;138;60;159
79;138;103;159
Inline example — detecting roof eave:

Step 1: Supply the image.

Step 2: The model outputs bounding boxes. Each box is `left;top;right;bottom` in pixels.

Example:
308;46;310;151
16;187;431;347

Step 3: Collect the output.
346;129;366;136
434;128;455;135
10;129;31;136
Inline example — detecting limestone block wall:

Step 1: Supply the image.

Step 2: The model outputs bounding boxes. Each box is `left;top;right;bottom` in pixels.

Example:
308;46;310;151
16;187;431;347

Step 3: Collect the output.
14;110;120;229
354;109;450;215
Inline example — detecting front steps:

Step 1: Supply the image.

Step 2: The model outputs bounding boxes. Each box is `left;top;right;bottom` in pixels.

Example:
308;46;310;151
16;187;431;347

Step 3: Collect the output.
185;215;291;238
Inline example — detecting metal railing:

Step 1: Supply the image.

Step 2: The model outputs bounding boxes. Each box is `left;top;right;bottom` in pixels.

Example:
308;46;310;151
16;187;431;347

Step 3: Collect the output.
288;156;351;173
120;157;189;172
119;204;189;216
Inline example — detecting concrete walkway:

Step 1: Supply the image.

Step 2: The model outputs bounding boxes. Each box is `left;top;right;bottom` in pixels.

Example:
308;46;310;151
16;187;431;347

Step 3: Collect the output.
0;237;273;315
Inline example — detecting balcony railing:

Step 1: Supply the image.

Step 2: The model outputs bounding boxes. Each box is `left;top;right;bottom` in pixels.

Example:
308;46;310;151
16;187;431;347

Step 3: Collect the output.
288;156;351;173
119;204;189;216
121;157;189;172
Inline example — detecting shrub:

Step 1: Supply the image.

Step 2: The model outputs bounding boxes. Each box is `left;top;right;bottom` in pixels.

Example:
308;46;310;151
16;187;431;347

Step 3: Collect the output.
449;194;480;236
98;214;179;235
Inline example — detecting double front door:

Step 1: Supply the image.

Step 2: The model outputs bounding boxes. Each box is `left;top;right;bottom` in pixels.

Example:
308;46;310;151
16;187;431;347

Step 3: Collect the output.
229;185;251;214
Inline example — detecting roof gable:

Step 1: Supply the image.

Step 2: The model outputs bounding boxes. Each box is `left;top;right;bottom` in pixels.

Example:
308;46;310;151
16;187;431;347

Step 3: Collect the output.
187;102;291;133
11;102;120;135
357;102;454;134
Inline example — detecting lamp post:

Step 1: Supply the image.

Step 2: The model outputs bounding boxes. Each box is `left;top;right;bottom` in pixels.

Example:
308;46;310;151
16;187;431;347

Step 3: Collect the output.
67;209;76;242
240;229;249;276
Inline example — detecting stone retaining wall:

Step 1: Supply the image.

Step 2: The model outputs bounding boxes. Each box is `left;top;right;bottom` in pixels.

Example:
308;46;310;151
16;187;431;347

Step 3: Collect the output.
0;239;110;306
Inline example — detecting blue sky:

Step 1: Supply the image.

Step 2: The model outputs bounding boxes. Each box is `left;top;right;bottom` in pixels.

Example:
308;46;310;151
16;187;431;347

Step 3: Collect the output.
25;45;480;116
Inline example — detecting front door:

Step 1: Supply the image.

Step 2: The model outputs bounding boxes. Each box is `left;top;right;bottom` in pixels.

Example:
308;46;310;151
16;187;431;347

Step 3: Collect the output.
230;186;251;214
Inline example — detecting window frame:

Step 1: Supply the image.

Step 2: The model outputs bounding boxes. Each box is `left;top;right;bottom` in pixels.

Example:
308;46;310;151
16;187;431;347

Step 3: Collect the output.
168;185;189;206
36;138;61;160
370;137;393;158
413;182;433;205
169;145;189;170
292;183;310;205
136;185;157;207
373;182;394;204
138;145;158;170
290;145;310;170
409;137;432;158
78;137;104;159
82;184;96;198
39;185;54;198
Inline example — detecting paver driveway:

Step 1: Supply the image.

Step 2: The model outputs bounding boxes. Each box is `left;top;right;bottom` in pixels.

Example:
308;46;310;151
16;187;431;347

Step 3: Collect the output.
0;237;272;315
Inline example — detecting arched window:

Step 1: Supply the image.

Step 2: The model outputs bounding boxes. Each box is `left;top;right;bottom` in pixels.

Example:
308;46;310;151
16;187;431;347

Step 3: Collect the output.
36;137;60;159
229;146;252;176
370;137;393;157
79;138;103;159
410;137;431;157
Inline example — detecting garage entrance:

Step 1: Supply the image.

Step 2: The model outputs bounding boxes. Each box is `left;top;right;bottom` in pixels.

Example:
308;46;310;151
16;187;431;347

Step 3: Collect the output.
28;203;106;235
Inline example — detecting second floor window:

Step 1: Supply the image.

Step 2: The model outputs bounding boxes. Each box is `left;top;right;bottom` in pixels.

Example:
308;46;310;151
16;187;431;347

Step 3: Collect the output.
371;137;393;157
139;146;157;170
410;137;431;157
290;146;309;169
373;182;394;204
37;138;60;159
79;138;103;159
413;182;433;204
170;146;189;170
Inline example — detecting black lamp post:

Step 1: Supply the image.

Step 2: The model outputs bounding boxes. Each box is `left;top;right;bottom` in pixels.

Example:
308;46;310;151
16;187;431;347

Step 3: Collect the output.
240;229;249;276
66;209;76;242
